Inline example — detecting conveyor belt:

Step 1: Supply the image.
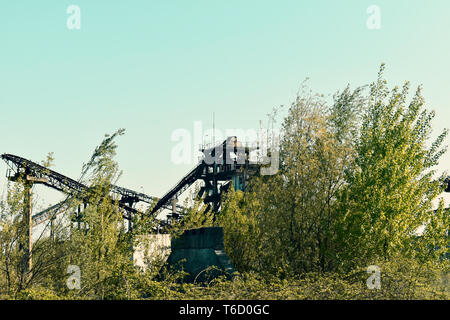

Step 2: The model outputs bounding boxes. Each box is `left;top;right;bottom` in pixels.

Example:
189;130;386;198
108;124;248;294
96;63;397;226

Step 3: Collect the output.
1;153;183;224
150;163;205;214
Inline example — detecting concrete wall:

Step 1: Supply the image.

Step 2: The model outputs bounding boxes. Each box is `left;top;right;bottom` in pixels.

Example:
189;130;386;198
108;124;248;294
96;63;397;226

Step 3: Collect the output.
133;227;235;283
133;234;171;270
166;227;235;282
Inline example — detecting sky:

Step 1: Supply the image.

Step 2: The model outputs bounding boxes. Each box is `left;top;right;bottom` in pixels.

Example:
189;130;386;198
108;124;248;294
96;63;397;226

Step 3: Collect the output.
1;0;449;211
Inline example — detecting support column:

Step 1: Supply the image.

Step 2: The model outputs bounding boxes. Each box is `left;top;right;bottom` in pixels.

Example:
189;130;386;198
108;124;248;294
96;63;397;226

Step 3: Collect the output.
20;175;47;275
50;216;55;243
171;198;178;220
23;180;33;273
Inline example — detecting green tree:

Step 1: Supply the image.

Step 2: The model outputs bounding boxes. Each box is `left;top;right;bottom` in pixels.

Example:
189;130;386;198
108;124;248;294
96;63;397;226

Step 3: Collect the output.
219;84;365;276
0;154;68;298
219;65;448;278
64;129;139;299
338;64;449;268
217;187;262;273
167;189;215;238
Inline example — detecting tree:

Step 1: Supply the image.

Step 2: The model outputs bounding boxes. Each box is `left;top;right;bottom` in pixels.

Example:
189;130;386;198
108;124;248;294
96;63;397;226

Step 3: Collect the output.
63;129;142;299
219;65;448;277
337;64;449;268
166;188;215;238
217;187;262;273
219;84;365;276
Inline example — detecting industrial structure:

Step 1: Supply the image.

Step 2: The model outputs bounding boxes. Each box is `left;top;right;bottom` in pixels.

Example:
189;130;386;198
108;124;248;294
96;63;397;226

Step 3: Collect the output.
1;136;265;229
0;136;267;276
2;137;449;230
2;137;449;274
150;136;262;216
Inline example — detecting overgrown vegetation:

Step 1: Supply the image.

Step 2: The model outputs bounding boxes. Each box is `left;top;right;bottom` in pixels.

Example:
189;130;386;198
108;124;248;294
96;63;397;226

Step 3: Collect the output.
0;65;448;299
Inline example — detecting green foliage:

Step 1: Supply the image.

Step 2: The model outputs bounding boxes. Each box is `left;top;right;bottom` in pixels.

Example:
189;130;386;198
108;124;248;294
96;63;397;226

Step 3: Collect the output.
3;259;448;300
154;258;448;300
218;65;448;278
63;129;139;299
217;187;262;273
218;84;365;276
15;286;64;300
0;154;69;298
168;193;215;238
338;64;449;268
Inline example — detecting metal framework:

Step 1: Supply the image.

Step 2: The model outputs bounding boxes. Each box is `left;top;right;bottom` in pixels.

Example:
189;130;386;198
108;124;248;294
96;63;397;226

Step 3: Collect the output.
151;138;450;215
2;137;449;229
150;136;261;214
3;137;446;269
1;153;184;225
31;201;68;226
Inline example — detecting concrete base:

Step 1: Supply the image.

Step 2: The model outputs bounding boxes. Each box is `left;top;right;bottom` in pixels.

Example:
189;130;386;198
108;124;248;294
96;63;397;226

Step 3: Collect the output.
166;227;235;282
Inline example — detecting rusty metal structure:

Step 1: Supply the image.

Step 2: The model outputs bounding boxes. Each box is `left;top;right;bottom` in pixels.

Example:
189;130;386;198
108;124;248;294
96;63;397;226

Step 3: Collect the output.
4;137;448;232
150;136;261;215
1;137;449;272
1;153;183;226
0;136;265;230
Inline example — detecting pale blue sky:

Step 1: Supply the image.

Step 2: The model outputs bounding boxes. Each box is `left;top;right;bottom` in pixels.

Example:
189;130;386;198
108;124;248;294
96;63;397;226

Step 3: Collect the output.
1;0;449;208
